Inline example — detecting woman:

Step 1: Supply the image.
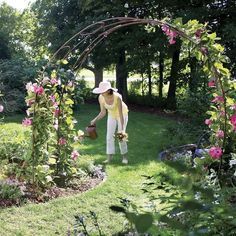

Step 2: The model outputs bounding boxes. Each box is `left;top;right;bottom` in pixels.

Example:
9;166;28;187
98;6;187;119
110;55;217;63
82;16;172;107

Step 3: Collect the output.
90;81;129;164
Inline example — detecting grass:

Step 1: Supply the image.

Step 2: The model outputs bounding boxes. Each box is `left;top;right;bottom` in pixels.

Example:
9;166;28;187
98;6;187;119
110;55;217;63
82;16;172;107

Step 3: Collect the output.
0;104;179;235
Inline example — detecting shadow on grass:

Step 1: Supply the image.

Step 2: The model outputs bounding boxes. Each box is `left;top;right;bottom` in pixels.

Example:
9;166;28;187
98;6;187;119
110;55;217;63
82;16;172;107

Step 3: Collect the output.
77;103;175;169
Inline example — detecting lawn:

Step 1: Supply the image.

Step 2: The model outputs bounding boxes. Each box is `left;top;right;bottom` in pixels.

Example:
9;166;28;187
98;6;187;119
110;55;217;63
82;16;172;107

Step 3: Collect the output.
0;104;178;235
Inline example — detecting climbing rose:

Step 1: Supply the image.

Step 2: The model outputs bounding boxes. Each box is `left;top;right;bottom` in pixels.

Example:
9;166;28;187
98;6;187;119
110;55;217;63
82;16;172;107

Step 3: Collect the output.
205;119;212;125
58;138;67;145
230;114;236;126
208;80;216;87
22;118;32;126
50;78;58;85
211;96;224;103
33;85;44;95
209;147;223;159
230;104;236;110
216;130;224;139
195;29;202;38
71;150;80;161
0;105;4;112
54;108;60;116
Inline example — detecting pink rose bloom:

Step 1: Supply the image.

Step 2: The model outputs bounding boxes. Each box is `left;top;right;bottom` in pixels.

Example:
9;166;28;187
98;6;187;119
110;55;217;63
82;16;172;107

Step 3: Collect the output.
33;85;44;95
169;38;176;45
200;47;208;55
209;146;223;159
26;99;35;106
208;80;216;87
54;108;60;116
195;29;202;38
205;119;212;125
58;138;67;145
0;105;4;112
71;150;80;161
22;118;32;126
230;114;236;126
49;95;56;102
168;30;178;38
161;24;169;33
211;96;224;103
50;78;58;85
216;130;224;139
230;104;236;110
26;82;35;92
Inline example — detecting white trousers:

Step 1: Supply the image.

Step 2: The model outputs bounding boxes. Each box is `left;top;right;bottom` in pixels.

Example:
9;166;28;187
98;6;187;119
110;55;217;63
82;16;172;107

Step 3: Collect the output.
106;115;128;155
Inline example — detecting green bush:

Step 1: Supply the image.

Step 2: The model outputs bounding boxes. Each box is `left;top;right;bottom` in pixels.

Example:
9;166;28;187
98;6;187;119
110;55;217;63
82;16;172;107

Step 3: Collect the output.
0;180;24;201
128;93;167;109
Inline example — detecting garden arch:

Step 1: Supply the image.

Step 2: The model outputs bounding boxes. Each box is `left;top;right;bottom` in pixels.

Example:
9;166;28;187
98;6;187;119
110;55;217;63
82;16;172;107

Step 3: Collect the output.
26;17;235;186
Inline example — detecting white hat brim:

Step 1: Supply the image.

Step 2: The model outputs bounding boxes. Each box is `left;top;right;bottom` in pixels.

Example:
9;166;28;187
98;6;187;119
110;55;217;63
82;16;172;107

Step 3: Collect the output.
92;87;117;94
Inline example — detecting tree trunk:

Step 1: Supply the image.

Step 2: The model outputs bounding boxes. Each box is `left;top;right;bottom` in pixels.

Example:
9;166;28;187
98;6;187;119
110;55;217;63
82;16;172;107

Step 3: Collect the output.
159;51;164;98
94;67;103;87
147;63;152;96
116;49;128;102
167;43;181;110
84;65;103;87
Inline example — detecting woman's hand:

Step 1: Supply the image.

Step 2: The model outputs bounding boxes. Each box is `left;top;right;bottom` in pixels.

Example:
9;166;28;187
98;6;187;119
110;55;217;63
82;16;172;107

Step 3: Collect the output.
90;119;96;125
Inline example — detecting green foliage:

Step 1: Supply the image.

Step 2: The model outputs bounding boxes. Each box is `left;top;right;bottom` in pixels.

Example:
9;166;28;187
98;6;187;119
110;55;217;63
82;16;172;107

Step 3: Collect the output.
0;59;37;113
0;181;23;201
23;61;82;188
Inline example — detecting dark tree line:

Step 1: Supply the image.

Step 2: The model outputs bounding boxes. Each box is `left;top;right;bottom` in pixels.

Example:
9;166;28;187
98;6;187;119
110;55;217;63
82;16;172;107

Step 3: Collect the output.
0;0;235;110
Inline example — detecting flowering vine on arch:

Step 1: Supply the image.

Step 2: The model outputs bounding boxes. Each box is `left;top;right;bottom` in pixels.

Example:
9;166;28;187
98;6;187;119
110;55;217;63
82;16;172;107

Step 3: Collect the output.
22;17;235;188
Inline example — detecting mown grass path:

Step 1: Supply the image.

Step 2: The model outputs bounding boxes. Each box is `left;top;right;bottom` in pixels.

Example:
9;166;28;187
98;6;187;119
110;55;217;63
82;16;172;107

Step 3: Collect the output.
0;104;174;235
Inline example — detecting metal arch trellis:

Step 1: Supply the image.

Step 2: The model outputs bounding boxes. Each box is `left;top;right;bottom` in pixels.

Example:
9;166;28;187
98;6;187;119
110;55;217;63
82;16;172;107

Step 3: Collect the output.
45;17;196;75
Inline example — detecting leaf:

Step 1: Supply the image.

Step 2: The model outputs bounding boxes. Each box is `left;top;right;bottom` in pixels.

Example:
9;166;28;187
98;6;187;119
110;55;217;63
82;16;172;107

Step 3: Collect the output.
61;59;68;64
65;99;74;105
48;158;56;164
134;214;153;233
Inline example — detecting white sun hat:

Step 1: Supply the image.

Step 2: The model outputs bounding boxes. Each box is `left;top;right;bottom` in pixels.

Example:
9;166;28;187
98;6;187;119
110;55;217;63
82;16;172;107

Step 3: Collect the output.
92;81;117;94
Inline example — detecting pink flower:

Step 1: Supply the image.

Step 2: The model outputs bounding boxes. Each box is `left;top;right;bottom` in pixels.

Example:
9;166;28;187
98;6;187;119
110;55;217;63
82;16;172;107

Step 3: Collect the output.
195;29;202;38
58;138;67;145
49;95;56;102
71;150;80;161
211;96;224;103
219;110;225;117
22;118;32;126
208;80;216;87
50;78;58;85
26;99;35;106
161;24;169;33
205;119;212;126
26;82;35;92
230;104;236;110
200;47;208;55
0;105;4;112
161;24;178;45
33;85;44;95
54;108;60;116
209;146;223;159
216;130;224;139
230;114;236;126
169;38;176;45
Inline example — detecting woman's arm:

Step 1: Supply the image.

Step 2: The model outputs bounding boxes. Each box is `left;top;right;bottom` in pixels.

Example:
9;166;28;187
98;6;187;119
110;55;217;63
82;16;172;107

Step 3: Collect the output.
90;95;106;125
117;97;124;132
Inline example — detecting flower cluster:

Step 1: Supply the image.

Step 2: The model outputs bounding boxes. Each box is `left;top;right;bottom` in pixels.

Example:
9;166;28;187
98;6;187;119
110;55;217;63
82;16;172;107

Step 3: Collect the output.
161;24;178;44
115;132;128;142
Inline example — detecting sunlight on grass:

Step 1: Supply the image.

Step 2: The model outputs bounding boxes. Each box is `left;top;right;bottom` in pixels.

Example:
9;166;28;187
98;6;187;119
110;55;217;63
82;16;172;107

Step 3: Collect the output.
0;104;177;235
